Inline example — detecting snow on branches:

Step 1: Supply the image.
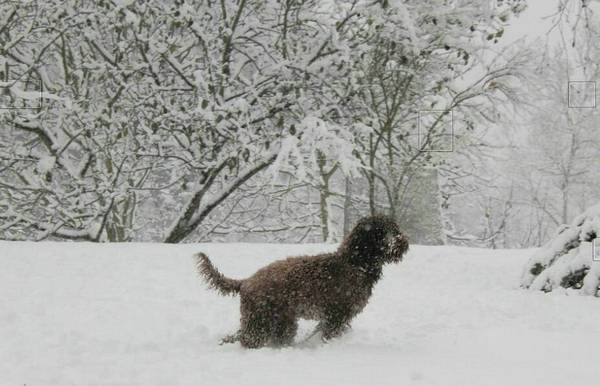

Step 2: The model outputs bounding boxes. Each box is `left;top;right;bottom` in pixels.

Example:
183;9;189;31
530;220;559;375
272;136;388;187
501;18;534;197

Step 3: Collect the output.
521;203;600;296
0;0;527;242
0;0;359;242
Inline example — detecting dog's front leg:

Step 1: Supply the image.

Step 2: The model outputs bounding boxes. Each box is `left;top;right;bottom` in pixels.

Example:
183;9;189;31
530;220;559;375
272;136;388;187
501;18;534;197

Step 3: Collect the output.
319;320;351;341
316;308;354;342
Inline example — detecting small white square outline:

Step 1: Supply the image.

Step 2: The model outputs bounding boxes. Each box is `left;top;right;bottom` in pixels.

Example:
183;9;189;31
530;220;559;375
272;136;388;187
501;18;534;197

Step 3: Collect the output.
568;80;596;109
593;239;600;262
384;61;412;75
452;0;496;10
483;0;506;10
0;78;44;110
492;0;516;9
418;109;454;152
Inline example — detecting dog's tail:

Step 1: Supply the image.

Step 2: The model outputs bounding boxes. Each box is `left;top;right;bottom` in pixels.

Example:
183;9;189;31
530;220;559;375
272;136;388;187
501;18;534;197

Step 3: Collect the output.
194;253;242;296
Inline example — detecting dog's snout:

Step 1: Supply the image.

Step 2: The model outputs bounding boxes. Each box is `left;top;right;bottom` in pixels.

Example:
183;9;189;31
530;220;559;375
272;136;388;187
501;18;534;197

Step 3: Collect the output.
385;233;394;245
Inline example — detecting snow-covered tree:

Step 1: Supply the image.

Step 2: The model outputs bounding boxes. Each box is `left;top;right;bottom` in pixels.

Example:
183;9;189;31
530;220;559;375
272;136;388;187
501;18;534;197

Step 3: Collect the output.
0;0;360;242
344;0;527;243
491;14;600;248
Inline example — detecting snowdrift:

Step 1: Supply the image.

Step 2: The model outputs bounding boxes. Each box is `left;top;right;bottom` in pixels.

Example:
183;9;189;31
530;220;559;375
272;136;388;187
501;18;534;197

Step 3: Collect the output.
521;203;600;295
2;241;600;386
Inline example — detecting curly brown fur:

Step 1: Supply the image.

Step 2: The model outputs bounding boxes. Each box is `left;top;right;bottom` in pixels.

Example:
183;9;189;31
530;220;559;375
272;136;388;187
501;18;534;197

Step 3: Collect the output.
195;215;409;349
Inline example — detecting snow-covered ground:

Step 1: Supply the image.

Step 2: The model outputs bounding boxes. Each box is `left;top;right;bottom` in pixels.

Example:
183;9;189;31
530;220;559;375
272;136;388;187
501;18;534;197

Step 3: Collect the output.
1;241;600;386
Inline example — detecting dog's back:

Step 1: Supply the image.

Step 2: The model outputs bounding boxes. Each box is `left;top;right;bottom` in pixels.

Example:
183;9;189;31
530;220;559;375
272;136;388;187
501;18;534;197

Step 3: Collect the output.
198;252;375;322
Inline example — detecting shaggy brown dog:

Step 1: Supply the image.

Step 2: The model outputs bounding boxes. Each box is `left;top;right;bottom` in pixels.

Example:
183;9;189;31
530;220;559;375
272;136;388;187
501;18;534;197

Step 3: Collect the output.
195;215;409;348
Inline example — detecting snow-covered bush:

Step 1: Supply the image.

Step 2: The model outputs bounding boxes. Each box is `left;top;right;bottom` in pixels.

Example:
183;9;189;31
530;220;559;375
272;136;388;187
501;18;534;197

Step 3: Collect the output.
521;203;600;296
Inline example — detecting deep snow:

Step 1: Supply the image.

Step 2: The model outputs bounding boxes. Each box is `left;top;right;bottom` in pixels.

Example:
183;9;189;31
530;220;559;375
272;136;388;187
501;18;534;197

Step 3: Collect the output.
1;241;600;386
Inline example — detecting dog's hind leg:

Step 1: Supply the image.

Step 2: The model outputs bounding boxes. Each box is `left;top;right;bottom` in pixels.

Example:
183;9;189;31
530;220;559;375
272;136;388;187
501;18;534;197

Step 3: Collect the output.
239;320;269;348
270;310;298;347
238;298;297;348
238;298;271;348
219;330;241;345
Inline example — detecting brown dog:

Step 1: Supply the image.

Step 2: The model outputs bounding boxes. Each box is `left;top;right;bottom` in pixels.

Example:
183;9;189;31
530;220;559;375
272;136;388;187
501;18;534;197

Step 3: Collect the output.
195;215;409;348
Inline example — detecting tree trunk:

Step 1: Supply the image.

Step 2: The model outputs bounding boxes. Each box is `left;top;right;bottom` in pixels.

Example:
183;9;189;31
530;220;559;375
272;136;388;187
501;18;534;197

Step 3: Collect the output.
343;177;352;237
164;155;275;243
316;150;338;242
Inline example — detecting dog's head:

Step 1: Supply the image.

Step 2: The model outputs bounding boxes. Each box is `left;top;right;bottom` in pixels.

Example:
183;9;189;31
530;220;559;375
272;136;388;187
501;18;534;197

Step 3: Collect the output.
340;214;409;266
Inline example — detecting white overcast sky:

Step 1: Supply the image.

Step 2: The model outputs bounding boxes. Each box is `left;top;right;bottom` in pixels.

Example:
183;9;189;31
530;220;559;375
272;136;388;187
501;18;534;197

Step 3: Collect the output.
503;0;561;44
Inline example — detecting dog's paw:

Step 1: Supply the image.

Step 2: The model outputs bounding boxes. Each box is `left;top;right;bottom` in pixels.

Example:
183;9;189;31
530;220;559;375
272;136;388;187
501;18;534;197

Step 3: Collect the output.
296;332;325;348
219;332;240;345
